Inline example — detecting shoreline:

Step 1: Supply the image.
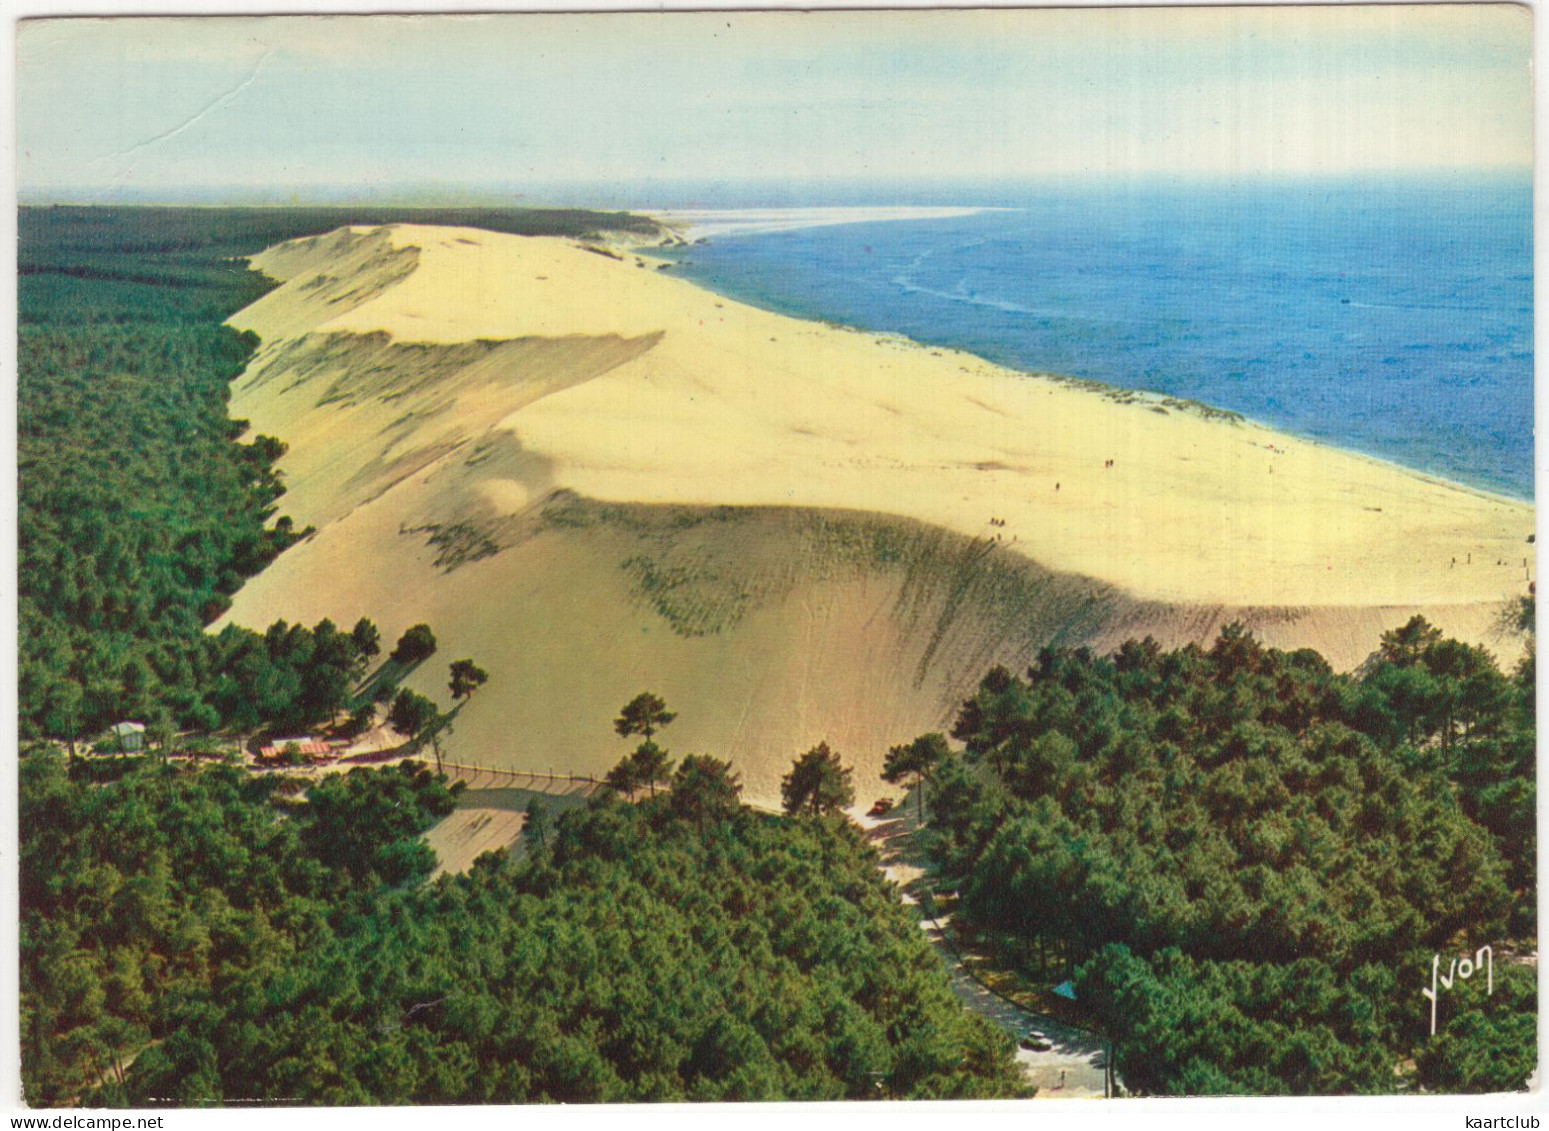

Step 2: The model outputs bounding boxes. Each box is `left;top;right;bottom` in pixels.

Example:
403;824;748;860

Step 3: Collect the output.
228;222;1533;611
630;235;1533;514
632;211;1533;508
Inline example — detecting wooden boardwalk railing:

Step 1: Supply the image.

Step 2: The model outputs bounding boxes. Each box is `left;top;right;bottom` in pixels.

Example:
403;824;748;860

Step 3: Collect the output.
437;761;602;790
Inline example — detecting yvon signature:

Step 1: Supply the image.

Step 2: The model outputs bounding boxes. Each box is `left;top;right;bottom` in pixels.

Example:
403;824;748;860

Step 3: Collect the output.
1422;944;1493;1037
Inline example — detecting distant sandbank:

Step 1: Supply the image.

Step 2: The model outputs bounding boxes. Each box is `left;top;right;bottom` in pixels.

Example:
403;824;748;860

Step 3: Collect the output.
645;205;993;241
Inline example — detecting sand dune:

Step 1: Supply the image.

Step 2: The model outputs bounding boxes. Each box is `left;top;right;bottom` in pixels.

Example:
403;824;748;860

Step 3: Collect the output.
219;224;1532;807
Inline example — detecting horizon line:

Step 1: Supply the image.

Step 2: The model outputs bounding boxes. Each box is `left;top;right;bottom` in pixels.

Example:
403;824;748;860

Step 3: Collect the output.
18;166;1535;210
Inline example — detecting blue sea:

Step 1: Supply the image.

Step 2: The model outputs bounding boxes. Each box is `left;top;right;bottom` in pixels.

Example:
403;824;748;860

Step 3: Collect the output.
657;177;1533;500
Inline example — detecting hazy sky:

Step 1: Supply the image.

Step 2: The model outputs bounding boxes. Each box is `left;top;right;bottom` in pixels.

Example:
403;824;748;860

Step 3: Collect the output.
16;6;1534;202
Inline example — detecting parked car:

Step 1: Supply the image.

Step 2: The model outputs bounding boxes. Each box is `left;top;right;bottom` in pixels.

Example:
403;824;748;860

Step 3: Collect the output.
867;797;895;817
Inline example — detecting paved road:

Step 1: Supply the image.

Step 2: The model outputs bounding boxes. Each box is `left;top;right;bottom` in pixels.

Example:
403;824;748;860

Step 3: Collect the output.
920;910;1109;1098
857;808;1114;1100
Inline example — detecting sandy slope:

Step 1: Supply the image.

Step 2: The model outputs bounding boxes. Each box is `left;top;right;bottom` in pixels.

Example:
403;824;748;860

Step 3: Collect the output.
424;769;598;877
219;224;1532;807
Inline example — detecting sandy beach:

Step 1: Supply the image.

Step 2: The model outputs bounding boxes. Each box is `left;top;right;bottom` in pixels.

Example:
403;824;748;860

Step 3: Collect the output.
218;222;1533;805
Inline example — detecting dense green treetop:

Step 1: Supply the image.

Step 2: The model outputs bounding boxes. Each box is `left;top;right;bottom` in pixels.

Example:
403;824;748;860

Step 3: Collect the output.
19;756;457;1105
21;753;1024;1106
387;689;439;739
389;624;439;667
917;619;1535;1095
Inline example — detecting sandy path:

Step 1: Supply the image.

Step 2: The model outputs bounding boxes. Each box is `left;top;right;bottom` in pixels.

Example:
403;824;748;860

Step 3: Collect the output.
424;807;527;878
423;765;600;876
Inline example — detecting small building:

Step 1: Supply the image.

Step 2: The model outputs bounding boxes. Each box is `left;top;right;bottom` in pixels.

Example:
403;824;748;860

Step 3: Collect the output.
258;737;333;763
110;721;145;753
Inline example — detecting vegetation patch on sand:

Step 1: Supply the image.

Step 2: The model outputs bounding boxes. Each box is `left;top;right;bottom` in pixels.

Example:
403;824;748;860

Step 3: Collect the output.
545;495;1120;651
1043;372;1247;422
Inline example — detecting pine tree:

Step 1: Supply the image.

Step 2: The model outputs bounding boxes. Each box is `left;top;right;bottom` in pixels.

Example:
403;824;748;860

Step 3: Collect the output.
605;754;645;800
670;754;742;825
630;739;675;798
882;732;950;821
614;692;676;740
387;689;438;738
781;742;855;818
448;659;489;702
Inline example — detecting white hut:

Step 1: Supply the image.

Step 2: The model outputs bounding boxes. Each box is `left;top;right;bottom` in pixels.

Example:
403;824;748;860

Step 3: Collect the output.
110;721;146;753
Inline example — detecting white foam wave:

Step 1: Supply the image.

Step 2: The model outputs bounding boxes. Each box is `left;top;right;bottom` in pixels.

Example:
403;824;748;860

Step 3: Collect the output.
646;206;992;242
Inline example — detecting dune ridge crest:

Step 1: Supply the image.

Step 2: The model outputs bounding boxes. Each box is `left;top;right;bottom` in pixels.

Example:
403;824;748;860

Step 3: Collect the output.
216;223;1531;803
